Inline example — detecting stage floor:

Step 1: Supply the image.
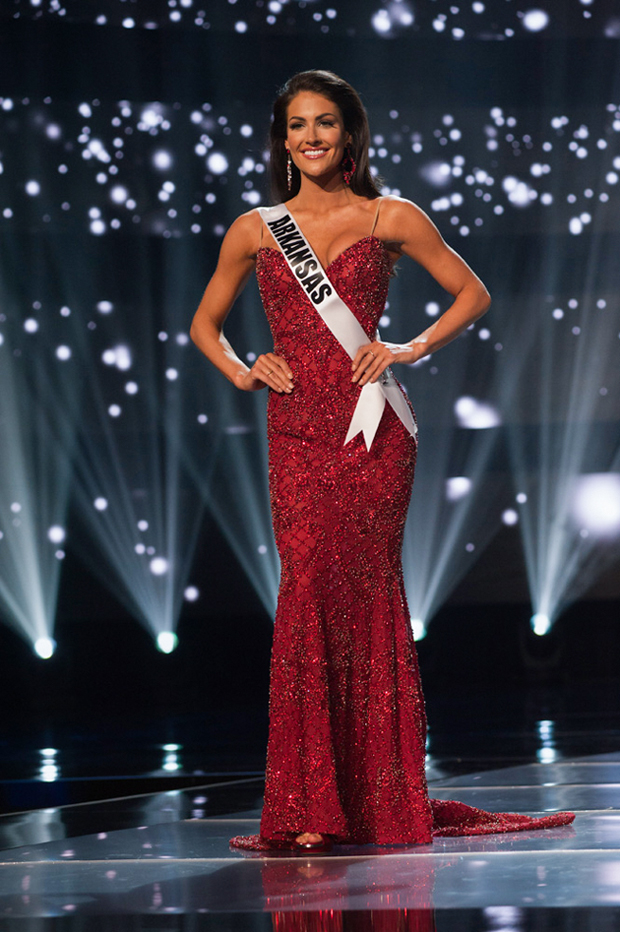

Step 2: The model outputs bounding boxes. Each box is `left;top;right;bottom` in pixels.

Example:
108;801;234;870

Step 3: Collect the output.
1;752;620;929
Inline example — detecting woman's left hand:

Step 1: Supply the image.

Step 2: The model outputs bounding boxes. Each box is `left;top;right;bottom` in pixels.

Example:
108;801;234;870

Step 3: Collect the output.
351;340;422;386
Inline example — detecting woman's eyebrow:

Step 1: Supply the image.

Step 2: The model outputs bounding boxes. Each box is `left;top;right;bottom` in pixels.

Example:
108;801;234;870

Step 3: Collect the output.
288;112;338;121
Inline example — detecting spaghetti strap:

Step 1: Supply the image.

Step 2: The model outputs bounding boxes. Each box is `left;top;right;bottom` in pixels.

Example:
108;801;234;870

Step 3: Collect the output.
258;212;264;248
370;198;382;236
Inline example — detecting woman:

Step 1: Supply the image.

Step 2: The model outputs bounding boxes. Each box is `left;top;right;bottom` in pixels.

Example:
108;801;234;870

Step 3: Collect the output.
190;70;574;850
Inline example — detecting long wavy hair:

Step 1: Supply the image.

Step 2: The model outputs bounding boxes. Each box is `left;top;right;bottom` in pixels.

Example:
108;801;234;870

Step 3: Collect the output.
269;70;382;203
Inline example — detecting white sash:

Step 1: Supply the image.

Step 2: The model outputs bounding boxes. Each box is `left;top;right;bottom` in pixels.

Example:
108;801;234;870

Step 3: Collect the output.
258;203;417;452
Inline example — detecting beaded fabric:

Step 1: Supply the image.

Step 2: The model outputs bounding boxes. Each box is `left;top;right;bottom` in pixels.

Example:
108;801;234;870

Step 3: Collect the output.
230;233;575;850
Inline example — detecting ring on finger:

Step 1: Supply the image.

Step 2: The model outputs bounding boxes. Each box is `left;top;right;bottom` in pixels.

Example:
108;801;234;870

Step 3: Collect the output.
266;369;273;376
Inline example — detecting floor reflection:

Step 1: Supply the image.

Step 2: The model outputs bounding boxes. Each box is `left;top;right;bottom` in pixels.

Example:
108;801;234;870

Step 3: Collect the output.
271;908;436;931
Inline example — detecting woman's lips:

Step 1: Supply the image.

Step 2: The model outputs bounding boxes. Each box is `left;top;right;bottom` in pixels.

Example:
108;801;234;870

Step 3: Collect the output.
301;149;328;159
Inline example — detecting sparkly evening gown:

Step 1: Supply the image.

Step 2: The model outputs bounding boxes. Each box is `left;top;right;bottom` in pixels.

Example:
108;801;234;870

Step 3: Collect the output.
230;206;574;850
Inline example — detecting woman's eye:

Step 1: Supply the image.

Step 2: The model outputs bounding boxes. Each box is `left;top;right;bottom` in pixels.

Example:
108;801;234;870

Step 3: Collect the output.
289;123;303;130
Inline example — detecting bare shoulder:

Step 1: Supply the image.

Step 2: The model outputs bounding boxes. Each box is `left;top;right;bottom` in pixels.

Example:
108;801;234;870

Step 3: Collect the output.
377;195;438;241
220;209;263;261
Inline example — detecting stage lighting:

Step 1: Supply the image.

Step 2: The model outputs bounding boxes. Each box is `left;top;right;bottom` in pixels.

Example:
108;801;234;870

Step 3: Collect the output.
501;509;519;526
522;10;549;32
531;613;551;637
47;526;66;544
571;473;620;537
150;557;170;576
411;619;427;641
34;637;56;659
454;396;501;429
156;631;178;654
446;477;472;502
207;153;228;174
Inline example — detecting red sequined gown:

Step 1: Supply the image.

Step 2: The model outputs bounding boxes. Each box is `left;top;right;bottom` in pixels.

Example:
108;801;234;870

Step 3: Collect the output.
230;233;574;850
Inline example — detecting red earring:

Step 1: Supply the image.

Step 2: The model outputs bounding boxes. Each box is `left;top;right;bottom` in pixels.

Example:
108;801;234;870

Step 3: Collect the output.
341;145;356;186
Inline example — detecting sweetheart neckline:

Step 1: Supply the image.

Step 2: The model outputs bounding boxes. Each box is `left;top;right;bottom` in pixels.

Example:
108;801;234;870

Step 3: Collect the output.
257;235;388;272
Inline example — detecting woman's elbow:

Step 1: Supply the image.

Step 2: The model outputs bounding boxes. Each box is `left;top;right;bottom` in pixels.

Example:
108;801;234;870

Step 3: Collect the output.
478;282;491;316
189;318;200;347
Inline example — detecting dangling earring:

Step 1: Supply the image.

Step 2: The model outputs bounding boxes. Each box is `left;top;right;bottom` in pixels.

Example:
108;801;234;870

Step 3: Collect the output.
286;149;292;191
341;145;356;186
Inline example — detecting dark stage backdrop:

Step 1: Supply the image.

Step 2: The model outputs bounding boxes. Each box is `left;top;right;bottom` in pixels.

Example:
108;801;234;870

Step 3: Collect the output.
0;0;619;684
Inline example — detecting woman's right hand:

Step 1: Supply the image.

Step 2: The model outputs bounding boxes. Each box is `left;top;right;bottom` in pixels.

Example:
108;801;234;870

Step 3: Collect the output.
235;353;294;394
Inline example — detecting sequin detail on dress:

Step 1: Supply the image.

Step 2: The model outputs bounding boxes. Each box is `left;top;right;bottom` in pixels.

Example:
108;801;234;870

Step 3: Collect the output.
230;236;575;849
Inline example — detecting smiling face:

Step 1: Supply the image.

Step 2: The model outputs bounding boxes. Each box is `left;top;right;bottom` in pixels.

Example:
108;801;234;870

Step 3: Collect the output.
285;91;351;186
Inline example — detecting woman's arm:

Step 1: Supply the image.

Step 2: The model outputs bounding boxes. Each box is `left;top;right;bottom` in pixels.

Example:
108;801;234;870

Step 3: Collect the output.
190;212;294;394
351;197;491;386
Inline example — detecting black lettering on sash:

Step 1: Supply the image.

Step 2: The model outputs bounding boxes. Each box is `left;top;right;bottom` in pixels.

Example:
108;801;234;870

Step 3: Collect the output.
267;214;293;232
288;246;312;266
295;258;318;279
301;272;323;294
278;231;304;250
311;282;333;304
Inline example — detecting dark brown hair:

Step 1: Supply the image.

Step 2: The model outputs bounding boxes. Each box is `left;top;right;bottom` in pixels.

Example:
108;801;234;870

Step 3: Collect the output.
269;70;382;203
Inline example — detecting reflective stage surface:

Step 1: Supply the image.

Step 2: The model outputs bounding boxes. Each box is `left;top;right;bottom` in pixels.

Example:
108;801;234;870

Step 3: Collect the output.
1;753;620;929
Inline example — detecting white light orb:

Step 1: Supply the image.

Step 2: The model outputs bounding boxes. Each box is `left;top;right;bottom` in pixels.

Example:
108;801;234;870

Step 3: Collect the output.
34;637;56;659
97;301;113;314
47;526;66;544
531;613;551;636
26;180;41;196
141;106;163;128
152;150;173;170
137;520;149;531
411;619;427;641
454;396;502;429
420;161;452;188
24;318;39;333
94;497;108;511
102;349;117;365
150;556;169;576
516;492;528;504
114;345;132;371
522;9;550;32
184;586;200;601
446;476;472;501
156;631;178;653
55;345;71;360
165;368;179;381
425;302;440;317
110;186;129;204
371;9;391;33
125;381;138;394
108;405;121;417
207;152;229;175
571;473;620;537
502;509;519;526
